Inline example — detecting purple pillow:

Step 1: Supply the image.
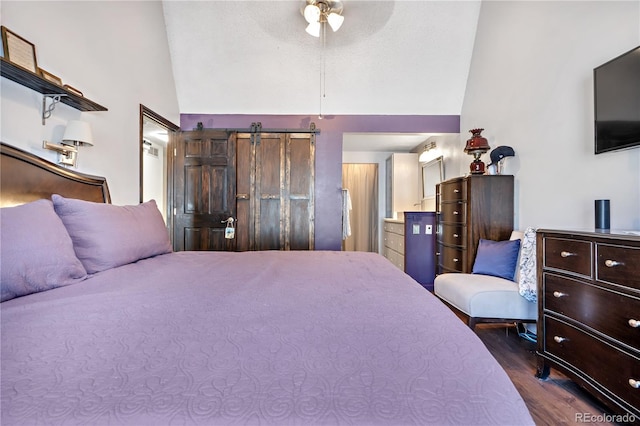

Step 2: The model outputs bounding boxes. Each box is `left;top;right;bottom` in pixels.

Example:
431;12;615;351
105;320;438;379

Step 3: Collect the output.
472;238;521;281
52;195;172;274
1;199;87;302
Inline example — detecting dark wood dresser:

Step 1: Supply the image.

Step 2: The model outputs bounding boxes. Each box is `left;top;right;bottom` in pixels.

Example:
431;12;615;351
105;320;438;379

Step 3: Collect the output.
536;229;640;420
435;175;514;274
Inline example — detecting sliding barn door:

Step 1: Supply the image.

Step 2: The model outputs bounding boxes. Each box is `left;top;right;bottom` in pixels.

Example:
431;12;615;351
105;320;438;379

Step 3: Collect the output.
173;130;236;251
235;132;254;252
235;132;315;251
286;133;315;250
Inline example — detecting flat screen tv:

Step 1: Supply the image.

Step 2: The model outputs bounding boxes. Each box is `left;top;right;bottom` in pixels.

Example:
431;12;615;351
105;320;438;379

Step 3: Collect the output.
594;45;640;154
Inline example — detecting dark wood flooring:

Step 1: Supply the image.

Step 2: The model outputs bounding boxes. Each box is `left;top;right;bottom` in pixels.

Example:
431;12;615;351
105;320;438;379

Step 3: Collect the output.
475;323;617;426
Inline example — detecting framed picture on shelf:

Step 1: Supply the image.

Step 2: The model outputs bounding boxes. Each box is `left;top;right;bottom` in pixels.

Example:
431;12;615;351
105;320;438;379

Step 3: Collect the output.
1;26;37;73
63;84;83;97
39;68;63;86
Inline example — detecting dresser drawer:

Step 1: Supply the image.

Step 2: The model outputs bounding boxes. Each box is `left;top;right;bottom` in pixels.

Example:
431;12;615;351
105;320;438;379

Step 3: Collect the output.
543;316;640;412
596;243;640;291
384;231;405;255
384;246;404;271
544;273;640;350
543;237;592;278
438;223;466;248
438;244;465;272
384;221;404;235
439;180;465;202
439;202;466;224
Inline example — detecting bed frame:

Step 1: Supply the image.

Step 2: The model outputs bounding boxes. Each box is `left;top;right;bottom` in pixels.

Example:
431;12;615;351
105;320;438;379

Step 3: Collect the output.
0;142;110;207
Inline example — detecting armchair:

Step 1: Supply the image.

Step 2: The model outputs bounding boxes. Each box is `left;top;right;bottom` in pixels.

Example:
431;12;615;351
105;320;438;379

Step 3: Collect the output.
434;229;537;330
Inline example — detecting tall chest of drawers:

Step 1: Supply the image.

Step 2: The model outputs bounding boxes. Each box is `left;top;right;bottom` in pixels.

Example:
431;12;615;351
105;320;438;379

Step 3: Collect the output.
435;175;514;274
536;230;640;419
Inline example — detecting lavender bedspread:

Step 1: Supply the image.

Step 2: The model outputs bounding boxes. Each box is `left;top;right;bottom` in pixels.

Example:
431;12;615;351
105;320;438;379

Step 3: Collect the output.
1;251;533;425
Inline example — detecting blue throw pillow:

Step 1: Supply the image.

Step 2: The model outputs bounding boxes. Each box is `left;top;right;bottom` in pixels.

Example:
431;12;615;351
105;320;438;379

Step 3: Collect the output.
472;238;521;281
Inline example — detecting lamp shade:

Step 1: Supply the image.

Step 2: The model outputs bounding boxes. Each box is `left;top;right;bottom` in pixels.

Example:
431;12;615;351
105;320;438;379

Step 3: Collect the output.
305;21;321;37
303;4;321;24
327;12;344;32
464;128;490;153
62;120;93;146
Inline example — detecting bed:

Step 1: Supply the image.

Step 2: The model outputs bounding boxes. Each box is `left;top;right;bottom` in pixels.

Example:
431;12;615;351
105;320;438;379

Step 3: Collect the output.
0;142;534;425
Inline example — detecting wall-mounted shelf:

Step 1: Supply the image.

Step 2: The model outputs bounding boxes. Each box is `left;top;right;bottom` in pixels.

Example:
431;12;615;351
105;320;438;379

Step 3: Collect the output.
1;58;107;122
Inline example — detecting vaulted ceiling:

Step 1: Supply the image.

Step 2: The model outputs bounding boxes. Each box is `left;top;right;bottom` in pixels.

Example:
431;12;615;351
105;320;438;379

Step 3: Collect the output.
162;1;481;117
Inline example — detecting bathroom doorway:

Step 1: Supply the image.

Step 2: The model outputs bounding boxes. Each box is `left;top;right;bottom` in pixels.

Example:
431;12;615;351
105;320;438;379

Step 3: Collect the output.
139;105;178;225
342;163;379;252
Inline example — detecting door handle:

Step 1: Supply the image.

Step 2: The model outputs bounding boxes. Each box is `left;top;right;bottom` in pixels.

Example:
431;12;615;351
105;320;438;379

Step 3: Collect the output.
222;217;236;226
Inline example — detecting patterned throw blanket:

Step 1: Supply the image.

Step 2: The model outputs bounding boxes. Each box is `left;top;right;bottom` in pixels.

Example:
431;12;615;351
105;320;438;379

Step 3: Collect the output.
518;227;537;302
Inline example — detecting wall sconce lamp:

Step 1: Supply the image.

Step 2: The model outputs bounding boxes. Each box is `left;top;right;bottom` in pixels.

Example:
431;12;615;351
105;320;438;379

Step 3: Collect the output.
418;140;439;163
43;120;93;168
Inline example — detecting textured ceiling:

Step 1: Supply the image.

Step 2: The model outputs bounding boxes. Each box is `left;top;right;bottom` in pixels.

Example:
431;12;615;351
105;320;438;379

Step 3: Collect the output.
162;0;481;117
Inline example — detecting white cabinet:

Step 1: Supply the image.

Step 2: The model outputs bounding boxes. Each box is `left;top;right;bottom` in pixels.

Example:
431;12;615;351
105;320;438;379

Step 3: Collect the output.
385;153;420;219
383;219;405;270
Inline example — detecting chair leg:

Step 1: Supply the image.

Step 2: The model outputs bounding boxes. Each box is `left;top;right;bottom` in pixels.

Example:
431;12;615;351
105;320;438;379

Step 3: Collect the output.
468;317;477;330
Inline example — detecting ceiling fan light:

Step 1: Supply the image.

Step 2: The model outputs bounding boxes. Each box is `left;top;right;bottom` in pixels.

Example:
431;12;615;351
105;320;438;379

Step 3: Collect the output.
305;21;321;37
327;12;344;32
303;4;321;24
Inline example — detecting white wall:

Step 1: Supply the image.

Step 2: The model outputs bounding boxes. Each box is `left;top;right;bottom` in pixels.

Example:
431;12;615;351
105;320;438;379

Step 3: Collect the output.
461;1;640;231
1;1;179;205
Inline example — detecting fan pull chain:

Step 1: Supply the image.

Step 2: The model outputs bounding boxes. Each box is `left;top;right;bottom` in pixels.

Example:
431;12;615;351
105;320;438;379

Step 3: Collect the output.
319;20;326;119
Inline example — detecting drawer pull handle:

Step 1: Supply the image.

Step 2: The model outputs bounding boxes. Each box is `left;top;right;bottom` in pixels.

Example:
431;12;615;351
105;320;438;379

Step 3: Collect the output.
453;258;459;263
453;211;459;215
560;251;576;258
604;259;624;267
629;319;640;328
454;189;460;193
453;233;459;238
553;291;568;298
629;379;640;389
553;336;567;343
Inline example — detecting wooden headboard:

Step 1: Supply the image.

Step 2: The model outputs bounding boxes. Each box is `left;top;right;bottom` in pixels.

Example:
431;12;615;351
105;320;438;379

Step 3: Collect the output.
0;142;110;207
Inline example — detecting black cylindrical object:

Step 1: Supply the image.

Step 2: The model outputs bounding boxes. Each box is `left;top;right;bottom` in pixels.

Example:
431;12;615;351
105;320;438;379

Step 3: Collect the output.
595;199;610;230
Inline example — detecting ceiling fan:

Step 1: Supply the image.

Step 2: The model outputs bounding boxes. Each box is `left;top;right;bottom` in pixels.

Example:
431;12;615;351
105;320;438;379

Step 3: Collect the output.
302;0;344;37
